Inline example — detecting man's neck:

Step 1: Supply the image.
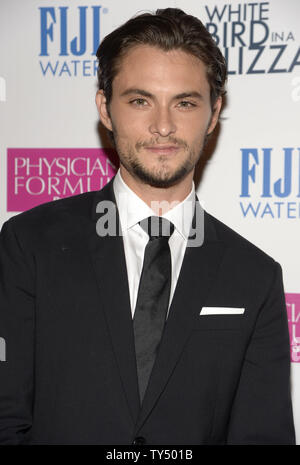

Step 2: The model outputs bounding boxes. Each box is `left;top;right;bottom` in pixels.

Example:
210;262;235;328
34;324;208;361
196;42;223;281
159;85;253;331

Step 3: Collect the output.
119;166;194;215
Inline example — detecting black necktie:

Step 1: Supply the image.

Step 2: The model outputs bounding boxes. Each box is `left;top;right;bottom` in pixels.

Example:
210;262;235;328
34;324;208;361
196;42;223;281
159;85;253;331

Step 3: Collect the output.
133;216;174;404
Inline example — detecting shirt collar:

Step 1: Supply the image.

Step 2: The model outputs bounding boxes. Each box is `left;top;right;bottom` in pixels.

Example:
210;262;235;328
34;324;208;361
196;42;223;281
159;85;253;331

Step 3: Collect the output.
113;169;195;240
163;184;195;240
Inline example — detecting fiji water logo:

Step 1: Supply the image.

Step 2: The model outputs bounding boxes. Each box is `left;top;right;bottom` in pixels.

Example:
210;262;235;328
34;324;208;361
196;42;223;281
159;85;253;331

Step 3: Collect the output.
286;294;300;363
240;147;300;219
202;2;300;75
39;5;108;77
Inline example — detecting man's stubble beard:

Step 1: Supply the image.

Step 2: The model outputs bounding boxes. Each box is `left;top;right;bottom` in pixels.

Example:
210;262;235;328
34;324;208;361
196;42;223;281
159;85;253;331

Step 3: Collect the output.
112;128;210;189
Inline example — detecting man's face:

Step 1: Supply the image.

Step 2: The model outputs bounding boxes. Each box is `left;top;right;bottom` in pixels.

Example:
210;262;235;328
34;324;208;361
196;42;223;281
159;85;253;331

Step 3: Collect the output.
96;45;221;189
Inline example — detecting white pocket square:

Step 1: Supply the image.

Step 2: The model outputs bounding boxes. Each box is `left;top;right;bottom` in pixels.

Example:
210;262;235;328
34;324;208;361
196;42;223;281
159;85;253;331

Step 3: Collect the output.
200;307;245;315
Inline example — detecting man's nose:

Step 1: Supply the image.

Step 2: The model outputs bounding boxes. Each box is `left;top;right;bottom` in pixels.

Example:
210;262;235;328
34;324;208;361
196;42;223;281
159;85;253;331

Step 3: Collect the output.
149;107;177;137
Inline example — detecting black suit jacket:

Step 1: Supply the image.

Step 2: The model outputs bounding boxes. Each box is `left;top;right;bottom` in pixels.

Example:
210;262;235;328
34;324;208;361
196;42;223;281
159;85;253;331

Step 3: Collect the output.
0;177;295;444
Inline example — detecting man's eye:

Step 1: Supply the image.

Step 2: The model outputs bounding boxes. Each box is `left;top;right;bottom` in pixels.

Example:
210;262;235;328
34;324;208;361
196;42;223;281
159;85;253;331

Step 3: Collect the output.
130;98;148;106
177;101;196;108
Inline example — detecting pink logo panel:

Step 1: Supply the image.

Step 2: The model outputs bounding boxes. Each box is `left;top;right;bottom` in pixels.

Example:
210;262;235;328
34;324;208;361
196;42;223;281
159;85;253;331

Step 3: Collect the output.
7;148;118;212
286;293;300;363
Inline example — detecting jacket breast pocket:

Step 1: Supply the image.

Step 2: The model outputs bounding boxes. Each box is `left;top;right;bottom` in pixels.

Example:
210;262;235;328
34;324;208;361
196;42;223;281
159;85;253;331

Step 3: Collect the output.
192;314;244;331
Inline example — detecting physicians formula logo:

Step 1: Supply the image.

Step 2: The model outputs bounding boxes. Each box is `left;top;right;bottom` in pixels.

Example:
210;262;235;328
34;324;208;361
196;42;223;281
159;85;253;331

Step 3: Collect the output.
7;148;118;212
202;1;300;75
286;293;300;363
239;147;300;219
39;5;108;77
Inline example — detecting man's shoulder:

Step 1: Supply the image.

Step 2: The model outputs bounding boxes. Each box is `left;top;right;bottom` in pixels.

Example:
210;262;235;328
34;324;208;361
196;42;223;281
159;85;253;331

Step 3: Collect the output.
205;211;277;269
2;191;97;236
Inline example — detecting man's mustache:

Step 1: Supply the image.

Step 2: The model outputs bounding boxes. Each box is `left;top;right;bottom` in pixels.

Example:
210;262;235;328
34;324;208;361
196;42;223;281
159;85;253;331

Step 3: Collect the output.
135;137;189;151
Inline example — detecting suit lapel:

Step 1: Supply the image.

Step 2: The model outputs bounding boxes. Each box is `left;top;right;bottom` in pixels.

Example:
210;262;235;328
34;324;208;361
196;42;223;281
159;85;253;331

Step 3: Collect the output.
87;179;141;425
133;207;226;434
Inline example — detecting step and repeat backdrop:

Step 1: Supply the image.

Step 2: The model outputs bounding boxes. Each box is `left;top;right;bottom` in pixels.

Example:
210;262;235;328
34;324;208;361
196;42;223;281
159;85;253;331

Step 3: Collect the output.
0;0;299;443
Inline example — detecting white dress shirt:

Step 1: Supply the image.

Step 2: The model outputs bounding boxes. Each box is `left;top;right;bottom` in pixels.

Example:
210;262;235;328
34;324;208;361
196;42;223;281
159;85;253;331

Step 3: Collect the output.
113;169;195;319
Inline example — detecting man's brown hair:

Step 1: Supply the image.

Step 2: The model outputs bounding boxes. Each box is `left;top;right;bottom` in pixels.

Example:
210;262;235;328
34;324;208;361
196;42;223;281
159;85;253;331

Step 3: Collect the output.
96;8;227;110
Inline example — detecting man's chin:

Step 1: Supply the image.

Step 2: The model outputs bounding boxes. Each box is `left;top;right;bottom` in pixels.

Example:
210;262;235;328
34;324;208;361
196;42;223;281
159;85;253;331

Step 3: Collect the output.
142;178;179;189
131;166;191;189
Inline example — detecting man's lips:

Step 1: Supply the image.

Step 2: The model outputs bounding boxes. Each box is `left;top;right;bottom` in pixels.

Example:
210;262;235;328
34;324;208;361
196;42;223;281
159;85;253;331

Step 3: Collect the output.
144;145;180;154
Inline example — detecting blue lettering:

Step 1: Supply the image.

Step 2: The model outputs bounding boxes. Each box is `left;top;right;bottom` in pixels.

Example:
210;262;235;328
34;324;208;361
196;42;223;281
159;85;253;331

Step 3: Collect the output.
59;61;72;76
268;45;287;73
287;202;296;218
231;22;246;47
240;202;261;217
59;7;68;56
262;148;272;197
274;148;292;197
92;6;102;55
70;6;87;56
205;5;227;22
247;46;265;74
83;60;91;76
274;202;284;218
288;47;300;73
224;47;236;75
250;21;269;47
228;4;242;22
71;60;80;76
39;7;56;56
39;60;59;76
93;59;98;75
240;148;259;197
40;5;102;59
261;202;274;218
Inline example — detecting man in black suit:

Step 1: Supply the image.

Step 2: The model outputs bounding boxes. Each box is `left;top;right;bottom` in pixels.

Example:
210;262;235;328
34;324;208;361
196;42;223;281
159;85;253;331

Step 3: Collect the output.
0;8;295;444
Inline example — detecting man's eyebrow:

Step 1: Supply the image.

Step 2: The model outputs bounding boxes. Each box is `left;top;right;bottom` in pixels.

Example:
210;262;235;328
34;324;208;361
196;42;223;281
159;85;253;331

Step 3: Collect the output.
173;91;204;100
120;88;154;98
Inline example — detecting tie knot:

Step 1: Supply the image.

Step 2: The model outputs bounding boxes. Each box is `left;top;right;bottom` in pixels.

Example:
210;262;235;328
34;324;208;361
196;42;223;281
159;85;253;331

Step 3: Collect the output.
139;216;174;240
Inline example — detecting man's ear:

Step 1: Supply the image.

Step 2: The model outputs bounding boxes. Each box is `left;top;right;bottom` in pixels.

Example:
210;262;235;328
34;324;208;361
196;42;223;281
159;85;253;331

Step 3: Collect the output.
207;96;222;135
95;90;113;131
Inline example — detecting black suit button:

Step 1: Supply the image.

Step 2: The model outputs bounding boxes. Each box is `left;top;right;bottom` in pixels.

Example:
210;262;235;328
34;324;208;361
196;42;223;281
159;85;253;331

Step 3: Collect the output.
133;436;146;445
